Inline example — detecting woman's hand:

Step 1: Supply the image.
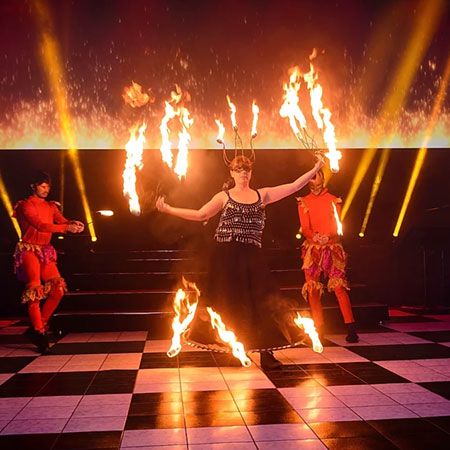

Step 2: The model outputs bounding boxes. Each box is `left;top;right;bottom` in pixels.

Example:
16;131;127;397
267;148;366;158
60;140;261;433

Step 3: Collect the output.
156;196;169;213
314;152;325;170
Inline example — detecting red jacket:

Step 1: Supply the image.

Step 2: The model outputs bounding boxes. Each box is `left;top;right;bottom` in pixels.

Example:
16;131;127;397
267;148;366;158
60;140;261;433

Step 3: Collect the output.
13;196;69;245
297;188;342;241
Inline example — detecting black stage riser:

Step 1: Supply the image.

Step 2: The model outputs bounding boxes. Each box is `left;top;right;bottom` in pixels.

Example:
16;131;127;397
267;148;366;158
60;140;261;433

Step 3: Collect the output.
1;247;387;332
53;304;388;335
67;269;326;291
59;285;372;313
62;249;303;272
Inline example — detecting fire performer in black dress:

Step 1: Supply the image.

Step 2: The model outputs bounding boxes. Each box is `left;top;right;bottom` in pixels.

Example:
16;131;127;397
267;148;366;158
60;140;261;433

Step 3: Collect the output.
156;154;323;369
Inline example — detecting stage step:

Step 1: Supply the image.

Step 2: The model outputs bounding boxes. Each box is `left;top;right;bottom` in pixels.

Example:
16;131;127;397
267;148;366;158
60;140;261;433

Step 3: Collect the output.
67;268;311;290
1;247;387;334
59;285;371;313
55;247;382;333
62;248;301;271
53;302;389;335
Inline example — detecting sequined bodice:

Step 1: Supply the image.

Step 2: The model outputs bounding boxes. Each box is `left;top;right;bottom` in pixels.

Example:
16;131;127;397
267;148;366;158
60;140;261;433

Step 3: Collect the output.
214;190;265;248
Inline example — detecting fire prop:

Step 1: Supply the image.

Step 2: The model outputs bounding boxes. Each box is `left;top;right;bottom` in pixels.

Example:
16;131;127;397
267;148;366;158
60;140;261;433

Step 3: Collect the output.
122;122;146;215
294;312;324;353
225;95;244;149
166;278;250;366
219;96;260;158
159;86;194;179
279;67;309;144
160;99;177;168
280;53;342;173
226;95;238;131
215;119;225;147
332;202;343;235
166;276;325;364
207;307;252;367
167;279;200;358
174;107;194;179
303;61;342;172
251;100;260;139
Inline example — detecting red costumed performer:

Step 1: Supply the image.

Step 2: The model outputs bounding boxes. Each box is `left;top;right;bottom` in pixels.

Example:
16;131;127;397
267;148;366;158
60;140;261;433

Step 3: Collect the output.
297;170;359;343
13;171;84;353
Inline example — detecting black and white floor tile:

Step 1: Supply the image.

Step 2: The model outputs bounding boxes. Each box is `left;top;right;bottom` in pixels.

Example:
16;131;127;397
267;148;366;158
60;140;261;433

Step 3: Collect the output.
0;309;449;449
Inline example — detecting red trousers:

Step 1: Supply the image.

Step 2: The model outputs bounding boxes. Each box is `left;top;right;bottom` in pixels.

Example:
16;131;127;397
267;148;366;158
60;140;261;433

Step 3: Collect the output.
304;272;355;328
301;241;355;328
20;251;66;332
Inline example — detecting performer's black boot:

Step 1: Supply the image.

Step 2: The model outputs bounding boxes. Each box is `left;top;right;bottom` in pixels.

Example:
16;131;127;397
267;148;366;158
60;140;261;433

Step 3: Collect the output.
44;321;63;343
260;351;283;370
30;330;51;354
24;326;34;339
345;322;359;343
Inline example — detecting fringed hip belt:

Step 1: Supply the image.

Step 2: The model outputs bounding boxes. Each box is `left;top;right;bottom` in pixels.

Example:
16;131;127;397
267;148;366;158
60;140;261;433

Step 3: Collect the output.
13;242;57;274
301;240;347;274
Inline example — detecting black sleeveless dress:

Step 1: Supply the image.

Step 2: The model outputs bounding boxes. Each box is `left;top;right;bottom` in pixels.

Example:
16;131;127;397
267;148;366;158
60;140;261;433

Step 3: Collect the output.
189;190;304;351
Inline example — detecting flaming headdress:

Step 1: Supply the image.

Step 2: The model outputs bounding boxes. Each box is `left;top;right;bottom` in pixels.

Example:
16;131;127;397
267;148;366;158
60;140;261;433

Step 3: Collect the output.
219;96;260;167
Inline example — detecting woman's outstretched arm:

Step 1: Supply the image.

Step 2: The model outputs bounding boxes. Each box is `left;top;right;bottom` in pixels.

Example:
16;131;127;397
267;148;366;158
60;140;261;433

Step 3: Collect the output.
259;158;324;206
156;191;226;222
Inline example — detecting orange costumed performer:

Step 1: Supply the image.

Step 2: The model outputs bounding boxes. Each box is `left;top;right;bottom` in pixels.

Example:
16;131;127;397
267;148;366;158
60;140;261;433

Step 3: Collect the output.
13;171;84;353
297;170;359;343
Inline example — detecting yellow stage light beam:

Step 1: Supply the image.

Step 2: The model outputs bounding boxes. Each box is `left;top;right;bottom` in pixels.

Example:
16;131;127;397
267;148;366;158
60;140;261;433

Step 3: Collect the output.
328;2;404;192
393;55;450;237
342;0;446;221
341;148;377;220
359;148;391;236
325;1;404;189
59;151;65;214
355;4;406;105
0;174;21;238
32;0;96;241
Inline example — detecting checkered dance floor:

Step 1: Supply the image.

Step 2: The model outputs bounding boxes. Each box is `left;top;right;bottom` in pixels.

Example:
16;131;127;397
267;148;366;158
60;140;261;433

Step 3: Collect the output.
0;308;450;449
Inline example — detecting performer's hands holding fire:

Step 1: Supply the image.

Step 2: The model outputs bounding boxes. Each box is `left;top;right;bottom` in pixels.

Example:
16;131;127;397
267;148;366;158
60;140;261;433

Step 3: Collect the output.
314;152;325;170
156;196;169;213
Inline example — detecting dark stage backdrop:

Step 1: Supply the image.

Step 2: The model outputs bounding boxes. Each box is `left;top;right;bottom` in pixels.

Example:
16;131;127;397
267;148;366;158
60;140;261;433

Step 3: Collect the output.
0;148;449;309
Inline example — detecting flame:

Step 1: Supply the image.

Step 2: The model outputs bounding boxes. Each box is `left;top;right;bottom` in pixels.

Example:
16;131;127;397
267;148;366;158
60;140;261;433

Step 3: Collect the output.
1;68;449;152
303;62;342;172
251;100;260;138
332;202;343;235
122;81;154;108
2;109;447;151
206;306;251;367
322;108;342;173
97;209;114;216
294;312;323;353
122;122;146;215
303;65;323;129
159;87;193;178
215;119;225;144
167;279;200;358
174;107;194;179
226;95;238;130
279;67;307;140
159;101;177;168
